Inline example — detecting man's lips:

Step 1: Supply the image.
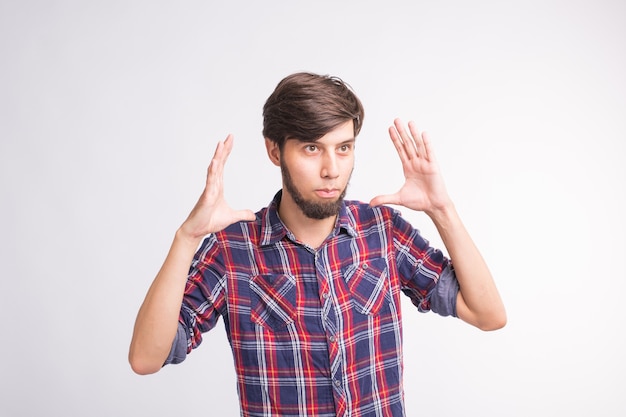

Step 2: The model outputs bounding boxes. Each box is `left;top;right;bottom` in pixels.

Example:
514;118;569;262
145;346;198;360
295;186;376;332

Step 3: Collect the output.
315;188;340;199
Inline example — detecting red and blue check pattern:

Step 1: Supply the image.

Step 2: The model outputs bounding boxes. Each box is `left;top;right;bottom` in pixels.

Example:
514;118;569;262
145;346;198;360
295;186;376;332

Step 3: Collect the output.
179;192;453;417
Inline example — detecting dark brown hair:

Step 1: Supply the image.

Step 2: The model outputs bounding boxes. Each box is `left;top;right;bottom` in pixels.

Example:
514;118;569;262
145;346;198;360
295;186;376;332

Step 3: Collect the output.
262;72;364;148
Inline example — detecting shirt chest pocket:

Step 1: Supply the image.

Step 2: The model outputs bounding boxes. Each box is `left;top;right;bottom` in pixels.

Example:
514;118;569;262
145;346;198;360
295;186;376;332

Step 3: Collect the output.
342;257;391;315
249;274;297;331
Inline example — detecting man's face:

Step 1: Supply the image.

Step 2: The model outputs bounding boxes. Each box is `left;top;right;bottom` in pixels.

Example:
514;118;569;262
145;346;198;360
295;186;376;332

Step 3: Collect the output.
278;120;355;219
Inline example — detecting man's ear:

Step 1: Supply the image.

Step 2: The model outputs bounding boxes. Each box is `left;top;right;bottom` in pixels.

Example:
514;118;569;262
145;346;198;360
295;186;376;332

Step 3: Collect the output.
265;138;281;166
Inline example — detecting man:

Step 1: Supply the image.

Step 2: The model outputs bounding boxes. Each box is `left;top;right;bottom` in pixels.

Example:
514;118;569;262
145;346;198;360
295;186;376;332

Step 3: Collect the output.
129;72;506;416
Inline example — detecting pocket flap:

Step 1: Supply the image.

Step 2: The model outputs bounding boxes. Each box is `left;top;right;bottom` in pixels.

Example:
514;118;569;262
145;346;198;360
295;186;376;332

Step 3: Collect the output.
250;274;297;330
342;258;390;315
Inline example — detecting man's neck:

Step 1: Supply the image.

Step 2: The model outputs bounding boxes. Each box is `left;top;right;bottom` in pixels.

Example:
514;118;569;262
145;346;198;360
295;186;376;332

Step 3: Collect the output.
277;192;337;249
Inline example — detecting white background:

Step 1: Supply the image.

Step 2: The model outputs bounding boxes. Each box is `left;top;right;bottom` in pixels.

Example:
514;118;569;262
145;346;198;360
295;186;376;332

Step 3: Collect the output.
1;1;625;416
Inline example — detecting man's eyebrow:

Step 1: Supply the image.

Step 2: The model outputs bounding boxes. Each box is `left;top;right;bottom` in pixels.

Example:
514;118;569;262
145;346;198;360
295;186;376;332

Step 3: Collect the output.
336;137;355;144
318;138;356;146
291;137;356;145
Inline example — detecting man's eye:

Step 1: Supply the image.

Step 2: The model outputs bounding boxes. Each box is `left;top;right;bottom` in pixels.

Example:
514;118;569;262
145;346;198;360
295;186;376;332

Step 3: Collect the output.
306;145;318;152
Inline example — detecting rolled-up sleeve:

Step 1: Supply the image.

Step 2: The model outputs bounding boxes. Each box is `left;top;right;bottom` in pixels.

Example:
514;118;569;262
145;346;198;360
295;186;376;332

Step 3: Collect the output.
391;208;459;317
428;263;459;317
163;323;188;366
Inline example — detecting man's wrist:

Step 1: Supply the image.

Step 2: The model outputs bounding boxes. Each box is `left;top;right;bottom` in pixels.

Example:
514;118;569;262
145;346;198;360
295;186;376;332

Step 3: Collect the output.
175;226;204;249
425;201;458;228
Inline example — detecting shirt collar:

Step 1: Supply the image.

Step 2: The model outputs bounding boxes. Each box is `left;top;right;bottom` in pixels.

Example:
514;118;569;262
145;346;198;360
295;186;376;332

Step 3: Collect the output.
260;190;358;247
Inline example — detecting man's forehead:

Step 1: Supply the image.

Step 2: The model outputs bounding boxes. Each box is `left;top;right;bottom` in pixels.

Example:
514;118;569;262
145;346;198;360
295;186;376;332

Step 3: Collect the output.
293;121;356;144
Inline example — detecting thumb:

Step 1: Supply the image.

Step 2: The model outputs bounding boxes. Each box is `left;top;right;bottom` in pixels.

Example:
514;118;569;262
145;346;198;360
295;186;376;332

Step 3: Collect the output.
234;209;257;222
369;193;399;207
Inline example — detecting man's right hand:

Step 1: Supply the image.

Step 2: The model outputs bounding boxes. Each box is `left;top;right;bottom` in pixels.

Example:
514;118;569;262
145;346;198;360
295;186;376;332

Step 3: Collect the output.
179;134;256;241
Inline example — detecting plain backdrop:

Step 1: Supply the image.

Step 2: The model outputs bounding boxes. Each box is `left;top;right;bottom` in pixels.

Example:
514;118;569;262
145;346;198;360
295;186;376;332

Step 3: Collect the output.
1;1;625;416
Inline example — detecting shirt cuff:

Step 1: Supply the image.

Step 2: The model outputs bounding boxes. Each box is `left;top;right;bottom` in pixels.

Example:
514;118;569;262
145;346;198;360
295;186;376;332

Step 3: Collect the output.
163;322;188;366
429;264;459;318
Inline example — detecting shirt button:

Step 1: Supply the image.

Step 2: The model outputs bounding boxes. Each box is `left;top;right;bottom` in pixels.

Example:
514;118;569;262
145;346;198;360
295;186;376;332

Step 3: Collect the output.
322;292;330;299
334;379;341;387
329;335;336;343
361;262;368;270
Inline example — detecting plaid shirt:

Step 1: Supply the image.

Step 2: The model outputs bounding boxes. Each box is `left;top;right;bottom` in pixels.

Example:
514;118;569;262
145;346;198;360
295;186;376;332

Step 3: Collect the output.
171;191;458;417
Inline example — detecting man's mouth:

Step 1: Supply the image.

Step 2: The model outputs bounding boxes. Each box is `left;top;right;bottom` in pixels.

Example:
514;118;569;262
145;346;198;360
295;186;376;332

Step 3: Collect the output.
314;188;340;199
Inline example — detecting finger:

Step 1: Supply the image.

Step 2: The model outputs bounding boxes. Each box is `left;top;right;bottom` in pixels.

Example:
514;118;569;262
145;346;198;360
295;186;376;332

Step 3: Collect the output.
211;133;236;173
420;130;435;162
388;125;408;162
216;134;235;166
206;136;232;190
233;209;257;222
369;192;400;207
407;121;426;158
206;142;223;185
221;133;235;159
394;118;418;160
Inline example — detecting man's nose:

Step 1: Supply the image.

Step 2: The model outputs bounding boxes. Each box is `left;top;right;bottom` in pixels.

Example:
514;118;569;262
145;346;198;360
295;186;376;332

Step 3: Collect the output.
321;153;339;179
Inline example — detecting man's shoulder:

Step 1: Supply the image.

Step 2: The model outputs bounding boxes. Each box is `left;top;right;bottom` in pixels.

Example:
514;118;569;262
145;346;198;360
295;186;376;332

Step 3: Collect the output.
344;200;397;216
343;200;398;227
221;211;264;234
215;205;269;243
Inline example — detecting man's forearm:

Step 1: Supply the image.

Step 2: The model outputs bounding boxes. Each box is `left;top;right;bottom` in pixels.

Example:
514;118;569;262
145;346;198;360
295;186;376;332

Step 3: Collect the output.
428;203;506;330
128;229;202;374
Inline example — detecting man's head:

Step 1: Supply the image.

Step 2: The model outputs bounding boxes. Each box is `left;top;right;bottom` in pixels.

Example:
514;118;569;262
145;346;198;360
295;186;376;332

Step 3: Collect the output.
262;72;364;149
263;73;364;220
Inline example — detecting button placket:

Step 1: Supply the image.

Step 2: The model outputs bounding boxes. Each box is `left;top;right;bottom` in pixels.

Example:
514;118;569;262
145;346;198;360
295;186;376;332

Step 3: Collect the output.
315;248;345;404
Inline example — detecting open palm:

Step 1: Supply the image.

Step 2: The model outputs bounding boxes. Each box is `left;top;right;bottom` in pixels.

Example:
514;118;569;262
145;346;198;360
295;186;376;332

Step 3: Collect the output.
180;135;256;239
370;119;451;215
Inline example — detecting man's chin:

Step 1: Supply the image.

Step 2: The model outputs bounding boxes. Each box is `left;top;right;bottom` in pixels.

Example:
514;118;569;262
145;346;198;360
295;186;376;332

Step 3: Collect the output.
298;197;344;220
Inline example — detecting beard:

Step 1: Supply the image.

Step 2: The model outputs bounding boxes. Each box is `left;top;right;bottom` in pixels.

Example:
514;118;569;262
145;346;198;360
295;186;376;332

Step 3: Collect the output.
280;161;349;220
